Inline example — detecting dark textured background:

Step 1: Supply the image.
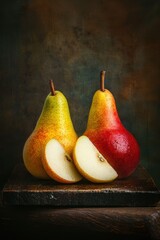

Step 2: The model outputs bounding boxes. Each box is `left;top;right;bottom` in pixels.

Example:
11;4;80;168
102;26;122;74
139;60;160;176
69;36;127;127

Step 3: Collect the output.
0;0;160;188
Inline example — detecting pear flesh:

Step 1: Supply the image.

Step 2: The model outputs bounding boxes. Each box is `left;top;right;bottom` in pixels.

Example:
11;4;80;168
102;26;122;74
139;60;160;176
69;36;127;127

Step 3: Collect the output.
23;90;78;179
42;139;83;183
73;136;118;183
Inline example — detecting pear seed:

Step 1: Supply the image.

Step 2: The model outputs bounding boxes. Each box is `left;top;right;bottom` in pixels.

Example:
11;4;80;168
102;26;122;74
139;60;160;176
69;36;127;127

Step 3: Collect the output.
97;154;105;162
65;154;72;162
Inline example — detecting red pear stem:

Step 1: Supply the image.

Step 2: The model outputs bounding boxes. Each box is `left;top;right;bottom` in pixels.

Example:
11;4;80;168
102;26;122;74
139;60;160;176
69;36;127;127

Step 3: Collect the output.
100;70;106;92
50;79;55;96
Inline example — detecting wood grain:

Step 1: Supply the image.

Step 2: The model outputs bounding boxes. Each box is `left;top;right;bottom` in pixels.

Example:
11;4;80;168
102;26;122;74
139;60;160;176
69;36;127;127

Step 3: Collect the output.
2;163;160;207
0;204;160;239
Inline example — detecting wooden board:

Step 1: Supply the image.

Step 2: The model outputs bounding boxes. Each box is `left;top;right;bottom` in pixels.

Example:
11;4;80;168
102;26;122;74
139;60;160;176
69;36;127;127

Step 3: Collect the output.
2;163;160;207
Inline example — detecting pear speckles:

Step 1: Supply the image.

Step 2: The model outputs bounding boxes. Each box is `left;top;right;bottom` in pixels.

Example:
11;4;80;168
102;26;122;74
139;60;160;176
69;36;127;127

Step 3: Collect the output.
23;81;78;180
84;70;140;179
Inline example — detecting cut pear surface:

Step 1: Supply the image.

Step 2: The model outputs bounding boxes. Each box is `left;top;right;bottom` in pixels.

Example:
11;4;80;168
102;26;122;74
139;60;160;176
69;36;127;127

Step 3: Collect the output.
73;136;118;183
42;139;83;183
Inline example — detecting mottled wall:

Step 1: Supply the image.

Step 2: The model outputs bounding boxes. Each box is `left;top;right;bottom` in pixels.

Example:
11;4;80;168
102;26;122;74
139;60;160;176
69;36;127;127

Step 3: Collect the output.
0;0;160;187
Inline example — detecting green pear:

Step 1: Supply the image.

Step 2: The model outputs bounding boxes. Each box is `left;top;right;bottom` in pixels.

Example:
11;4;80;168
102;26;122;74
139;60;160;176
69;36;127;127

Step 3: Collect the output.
23;80;78;179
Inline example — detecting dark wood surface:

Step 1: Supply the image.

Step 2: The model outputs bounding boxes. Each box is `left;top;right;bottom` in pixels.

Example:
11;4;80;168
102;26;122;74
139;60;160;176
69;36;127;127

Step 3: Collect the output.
1;164;160;239
2;163;160;207
0;201;160;239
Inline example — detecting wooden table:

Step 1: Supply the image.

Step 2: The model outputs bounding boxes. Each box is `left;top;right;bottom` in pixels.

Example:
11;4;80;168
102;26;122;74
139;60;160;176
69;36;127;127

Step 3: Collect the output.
0;163;160;239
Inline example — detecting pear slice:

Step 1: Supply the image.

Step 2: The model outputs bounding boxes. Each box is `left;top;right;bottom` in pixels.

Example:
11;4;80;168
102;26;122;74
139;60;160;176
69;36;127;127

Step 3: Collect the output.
73;136;118;183
42;139;83;183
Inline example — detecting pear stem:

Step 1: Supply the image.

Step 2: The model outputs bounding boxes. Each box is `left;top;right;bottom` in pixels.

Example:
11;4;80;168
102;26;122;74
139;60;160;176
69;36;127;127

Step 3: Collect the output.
50;79;55;96
100;70;106;92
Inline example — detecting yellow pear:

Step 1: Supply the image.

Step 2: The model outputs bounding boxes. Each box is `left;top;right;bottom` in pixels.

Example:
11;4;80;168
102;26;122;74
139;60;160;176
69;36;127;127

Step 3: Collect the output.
23;80;78;179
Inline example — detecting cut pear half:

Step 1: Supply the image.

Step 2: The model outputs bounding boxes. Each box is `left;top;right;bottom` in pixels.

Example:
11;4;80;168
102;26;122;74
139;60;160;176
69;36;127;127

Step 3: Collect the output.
73;136;118;183
42;139;83;183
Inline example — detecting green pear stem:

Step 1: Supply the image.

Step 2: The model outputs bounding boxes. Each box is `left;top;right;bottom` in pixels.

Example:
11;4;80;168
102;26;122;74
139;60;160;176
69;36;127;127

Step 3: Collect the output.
50;79;55;96
100;70;106;92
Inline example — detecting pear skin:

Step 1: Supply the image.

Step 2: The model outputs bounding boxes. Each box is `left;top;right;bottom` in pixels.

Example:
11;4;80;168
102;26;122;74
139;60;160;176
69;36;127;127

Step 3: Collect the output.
23;82;78;179
84;71;140;179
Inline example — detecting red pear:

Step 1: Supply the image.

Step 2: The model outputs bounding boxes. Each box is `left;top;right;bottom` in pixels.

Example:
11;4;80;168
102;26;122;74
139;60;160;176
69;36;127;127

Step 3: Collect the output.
83;71;140;179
